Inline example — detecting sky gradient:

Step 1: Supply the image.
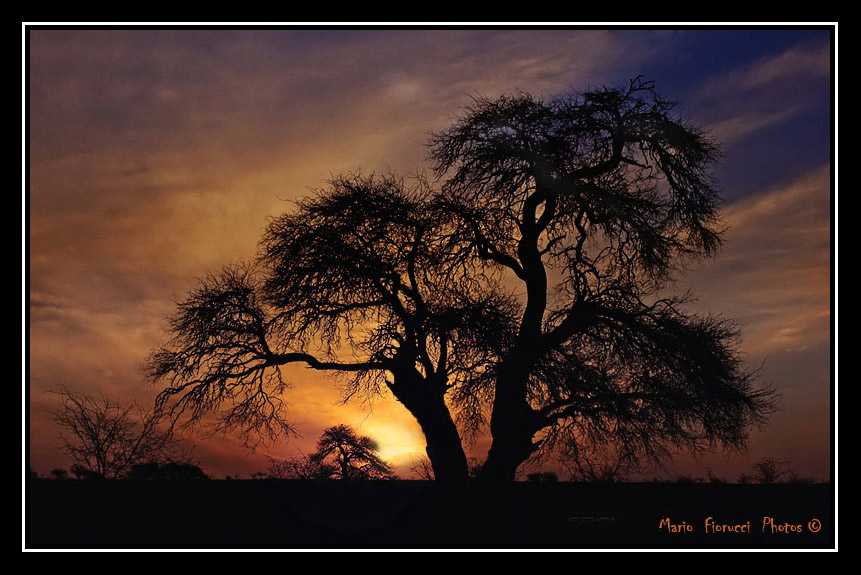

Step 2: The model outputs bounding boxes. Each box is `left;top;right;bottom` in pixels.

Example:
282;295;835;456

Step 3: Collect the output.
26;27;834;481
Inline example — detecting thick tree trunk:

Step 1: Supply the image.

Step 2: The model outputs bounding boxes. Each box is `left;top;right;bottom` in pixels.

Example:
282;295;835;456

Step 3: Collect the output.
480;354;542;482
388;372;470;484
478;205;550;482
480;433;535;482
417;397;471;483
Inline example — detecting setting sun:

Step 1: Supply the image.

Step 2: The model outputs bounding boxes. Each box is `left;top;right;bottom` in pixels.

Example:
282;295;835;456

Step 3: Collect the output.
359;421;427;466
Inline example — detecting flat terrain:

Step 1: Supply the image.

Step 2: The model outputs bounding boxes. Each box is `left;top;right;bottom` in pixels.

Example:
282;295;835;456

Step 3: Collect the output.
25;480;834;550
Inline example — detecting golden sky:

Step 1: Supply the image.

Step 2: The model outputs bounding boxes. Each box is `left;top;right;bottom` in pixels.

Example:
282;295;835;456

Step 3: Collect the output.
26;28;833;480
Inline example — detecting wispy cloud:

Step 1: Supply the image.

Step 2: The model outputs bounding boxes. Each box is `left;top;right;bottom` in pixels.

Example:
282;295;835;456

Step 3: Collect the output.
711;42;830;92
697;40;831;145
707;105;802;145
679;165;831;359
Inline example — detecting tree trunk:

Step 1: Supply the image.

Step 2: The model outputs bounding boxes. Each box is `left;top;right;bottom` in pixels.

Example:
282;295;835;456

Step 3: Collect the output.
388;372;470;483
478;213;549;482
479;355;542;482
416;396;470;483
480;434;535;482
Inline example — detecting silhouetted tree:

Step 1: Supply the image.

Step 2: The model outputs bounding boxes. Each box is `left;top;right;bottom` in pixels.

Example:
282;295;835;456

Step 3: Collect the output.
52;386;179;479
147;78;776;484
147;174;514;483
751;458;788;484
308;425;394;480
409;455;435;481
428;77;776;481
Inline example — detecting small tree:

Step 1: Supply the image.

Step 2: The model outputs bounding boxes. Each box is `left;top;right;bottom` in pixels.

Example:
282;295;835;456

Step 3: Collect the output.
409;456;435;481
309;425;394;480
751;458;788;485
52;386;179;479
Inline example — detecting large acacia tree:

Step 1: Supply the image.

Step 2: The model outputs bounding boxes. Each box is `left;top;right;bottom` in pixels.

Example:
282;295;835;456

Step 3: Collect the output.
429;77;776;481
147;174;513;483
148;78;775;483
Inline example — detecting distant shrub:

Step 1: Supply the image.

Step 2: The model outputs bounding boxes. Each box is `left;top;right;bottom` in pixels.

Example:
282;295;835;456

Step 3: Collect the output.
266;455;335;480
128;461;209;481
408;456;435;481
49;468;68;480
467;457;485;480
70;463;103;480
526;472;559;483
785;472;816;485
752;458;788;485
565;449;633;483
705;469;725;484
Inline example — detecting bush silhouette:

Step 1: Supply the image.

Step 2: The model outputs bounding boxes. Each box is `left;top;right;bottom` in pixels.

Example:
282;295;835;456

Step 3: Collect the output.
751;458;788;485
526;472;558;482
128;460;209;481
48;468;68;480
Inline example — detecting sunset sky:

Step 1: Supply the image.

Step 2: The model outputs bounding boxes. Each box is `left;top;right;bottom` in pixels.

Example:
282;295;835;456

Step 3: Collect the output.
26;27;834;481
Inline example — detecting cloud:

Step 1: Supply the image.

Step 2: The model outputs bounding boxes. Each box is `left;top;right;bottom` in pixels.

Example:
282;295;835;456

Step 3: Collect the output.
718;42;830;92
678;165;831;359
696;39;831;146
651;162;834;480
698;40;830;98
707;105;802;146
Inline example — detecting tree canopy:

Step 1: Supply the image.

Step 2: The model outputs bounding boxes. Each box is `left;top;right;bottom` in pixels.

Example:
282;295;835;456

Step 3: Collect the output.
309;425;394;480
429;76;776;480
147;174;513;482
147;78;776;483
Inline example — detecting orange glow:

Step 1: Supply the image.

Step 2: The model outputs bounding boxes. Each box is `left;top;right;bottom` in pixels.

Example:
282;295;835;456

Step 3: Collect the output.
27;29;832;483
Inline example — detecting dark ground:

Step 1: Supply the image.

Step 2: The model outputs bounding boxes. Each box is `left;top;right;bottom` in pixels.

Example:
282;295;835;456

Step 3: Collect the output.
25;479;834;550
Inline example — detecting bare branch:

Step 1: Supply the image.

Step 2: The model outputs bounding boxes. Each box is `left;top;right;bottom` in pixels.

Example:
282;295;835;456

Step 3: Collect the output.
51;386;181;479
429;78;775;481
